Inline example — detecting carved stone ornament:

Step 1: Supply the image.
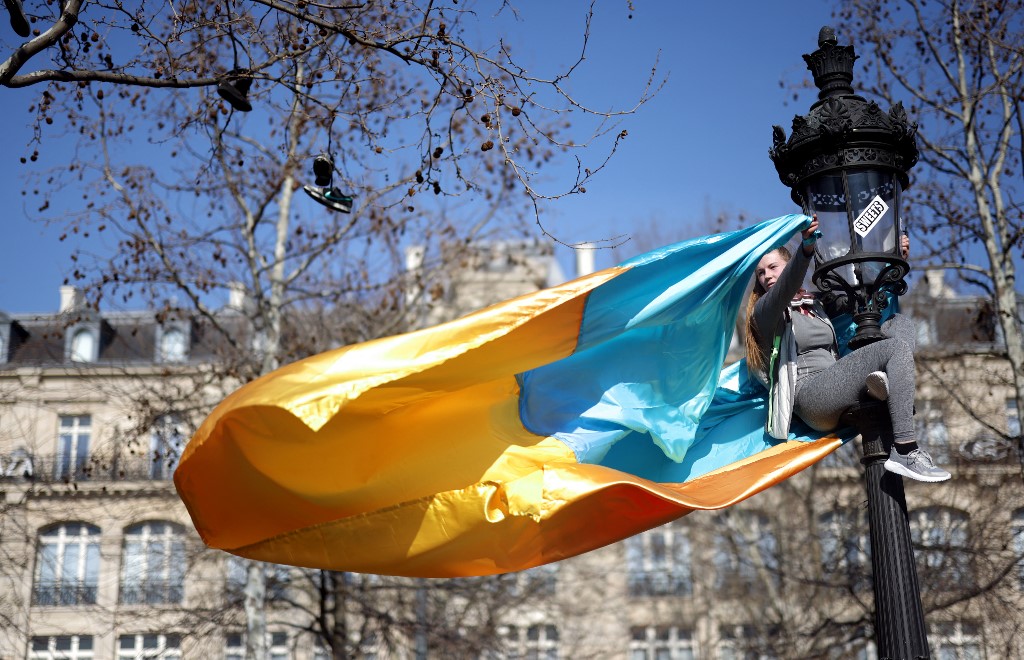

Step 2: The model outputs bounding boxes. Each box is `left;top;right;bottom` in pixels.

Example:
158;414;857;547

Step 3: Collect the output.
959;436;1011;462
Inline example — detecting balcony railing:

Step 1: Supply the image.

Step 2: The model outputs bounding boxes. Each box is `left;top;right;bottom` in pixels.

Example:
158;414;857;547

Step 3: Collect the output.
32;582;98;606
0;452;179;484
627;571;692;597
120;580;185;605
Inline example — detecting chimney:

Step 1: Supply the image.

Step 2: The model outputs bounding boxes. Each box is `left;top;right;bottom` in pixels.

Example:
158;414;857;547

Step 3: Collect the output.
227;281;249;311
924;269;950;298
59;286;85;313
576;243;596;277
405;245;426;272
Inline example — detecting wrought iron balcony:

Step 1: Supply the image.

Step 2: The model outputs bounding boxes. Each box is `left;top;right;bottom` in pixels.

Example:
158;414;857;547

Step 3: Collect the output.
120;580;185;605
32;582;98;606
0;452;180;484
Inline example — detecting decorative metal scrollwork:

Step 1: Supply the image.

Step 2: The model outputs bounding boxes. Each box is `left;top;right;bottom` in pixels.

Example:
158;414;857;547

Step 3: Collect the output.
813;253;910;348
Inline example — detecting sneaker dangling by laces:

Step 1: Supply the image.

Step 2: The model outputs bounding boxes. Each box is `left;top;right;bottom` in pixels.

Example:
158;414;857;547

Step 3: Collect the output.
303;185;353;214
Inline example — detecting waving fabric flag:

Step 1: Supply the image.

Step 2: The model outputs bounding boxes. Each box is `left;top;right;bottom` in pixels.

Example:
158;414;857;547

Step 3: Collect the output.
174;213;852;577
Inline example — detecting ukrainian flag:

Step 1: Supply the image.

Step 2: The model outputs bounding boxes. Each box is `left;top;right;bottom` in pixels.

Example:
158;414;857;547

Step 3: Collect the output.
174;213;850;577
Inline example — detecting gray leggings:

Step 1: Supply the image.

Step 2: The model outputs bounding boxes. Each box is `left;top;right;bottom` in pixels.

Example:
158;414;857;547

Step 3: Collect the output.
794;314;917;441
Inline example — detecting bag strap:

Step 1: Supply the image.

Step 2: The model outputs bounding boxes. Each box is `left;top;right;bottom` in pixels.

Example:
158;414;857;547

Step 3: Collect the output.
765;308;792;425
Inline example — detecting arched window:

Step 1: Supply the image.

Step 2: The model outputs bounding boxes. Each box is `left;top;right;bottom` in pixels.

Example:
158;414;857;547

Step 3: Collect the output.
33;522;101;606
909;506;971;587
120;521;186;604
69;329;96;362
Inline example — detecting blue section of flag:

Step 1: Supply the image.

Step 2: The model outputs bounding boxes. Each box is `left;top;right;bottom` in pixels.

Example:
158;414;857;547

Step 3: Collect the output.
517;213;852;482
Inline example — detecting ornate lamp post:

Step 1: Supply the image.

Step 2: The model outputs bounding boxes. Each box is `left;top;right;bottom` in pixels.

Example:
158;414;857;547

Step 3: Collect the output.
769;27;931;659
770;26;917;349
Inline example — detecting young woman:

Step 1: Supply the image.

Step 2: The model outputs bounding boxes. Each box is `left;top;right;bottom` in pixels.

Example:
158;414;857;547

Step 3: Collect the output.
745;218;950;482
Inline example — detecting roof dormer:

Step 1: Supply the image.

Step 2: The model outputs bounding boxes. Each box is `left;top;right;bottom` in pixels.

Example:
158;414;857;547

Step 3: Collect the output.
60;287;113;364
156;319;193;364
0;312;28;365
64;317;114;363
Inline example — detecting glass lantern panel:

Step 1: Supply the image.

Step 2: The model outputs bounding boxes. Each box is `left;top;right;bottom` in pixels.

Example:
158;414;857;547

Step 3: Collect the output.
802;172;850;261
847;169;900;284
803;172;855;286
847;169;900;253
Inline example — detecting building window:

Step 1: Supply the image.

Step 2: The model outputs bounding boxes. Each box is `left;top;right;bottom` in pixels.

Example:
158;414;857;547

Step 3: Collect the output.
226;632;293;660
629;625;696;660
929;621;983;660
30;635;94;660
502;624;559;659
1012;509;1024;591
625;521;691;596
269;632;291;660
33;523;100;606
56;414;91;480
149;414;186;480
909;507;971;587
226;556;291;602
717;625;779;660
157;327;189;363
121;521;186;605
225;633;244;660
714;511;779;591
117;634;182;659
818;509;871;591
915;400;949;463
69;328;96;362
493;561;558;598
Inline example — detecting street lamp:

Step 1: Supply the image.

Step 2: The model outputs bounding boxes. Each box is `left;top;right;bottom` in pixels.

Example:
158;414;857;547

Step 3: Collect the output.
769;27;931;660
770;26;918;350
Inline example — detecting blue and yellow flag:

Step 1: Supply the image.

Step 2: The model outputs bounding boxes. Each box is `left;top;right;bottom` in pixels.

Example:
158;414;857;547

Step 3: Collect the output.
174;213;851;577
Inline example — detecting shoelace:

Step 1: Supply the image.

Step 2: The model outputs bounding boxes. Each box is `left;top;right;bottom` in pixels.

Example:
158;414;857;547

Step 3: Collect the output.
908;449;936;468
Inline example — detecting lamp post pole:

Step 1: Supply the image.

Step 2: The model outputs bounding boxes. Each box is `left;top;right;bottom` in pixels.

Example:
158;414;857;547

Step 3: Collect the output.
769;27;930;659
842;403;930;659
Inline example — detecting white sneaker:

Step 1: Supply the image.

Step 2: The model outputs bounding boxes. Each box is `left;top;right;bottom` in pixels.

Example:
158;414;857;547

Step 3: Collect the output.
866;371;889;401
884;447;951;482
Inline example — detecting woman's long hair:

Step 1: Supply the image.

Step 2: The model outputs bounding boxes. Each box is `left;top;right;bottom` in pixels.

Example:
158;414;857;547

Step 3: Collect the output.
745;246;790;375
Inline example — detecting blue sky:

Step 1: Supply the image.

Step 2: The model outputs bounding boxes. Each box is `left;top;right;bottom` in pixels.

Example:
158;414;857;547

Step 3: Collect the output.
0;2;835;313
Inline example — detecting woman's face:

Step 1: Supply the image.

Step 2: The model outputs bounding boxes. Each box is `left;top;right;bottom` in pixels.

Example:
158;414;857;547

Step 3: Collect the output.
756;251;788;292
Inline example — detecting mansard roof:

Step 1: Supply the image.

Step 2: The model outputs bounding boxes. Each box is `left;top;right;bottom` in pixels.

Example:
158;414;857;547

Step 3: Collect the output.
0;309;244;369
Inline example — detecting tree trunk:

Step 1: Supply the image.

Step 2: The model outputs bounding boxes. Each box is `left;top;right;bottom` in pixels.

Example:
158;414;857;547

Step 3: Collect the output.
331;571;349;660
244;562;268;660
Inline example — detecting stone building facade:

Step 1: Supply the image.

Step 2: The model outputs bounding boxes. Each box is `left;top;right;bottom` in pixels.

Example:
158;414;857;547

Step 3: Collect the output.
2;254;1022;660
